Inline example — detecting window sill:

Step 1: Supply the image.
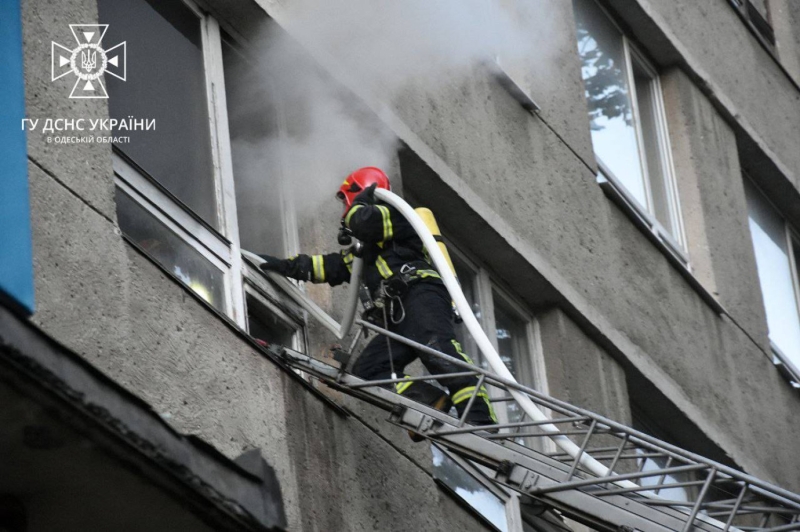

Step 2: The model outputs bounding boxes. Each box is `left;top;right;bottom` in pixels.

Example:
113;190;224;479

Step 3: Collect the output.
486;58;541;114
770;343;800;390
241;260;306;325
596;172;726;316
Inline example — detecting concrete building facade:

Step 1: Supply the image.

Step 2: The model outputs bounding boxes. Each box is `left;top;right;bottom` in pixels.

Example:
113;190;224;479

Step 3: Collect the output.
2;0;800;530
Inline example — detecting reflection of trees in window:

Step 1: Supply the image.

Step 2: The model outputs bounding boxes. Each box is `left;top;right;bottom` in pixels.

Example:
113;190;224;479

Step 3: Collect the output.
575;12;631;131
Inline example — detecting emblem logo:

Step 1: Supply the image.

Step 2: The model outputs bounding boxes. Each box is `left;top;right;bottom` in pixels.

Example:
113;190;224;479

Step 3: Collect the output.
51;24;126;99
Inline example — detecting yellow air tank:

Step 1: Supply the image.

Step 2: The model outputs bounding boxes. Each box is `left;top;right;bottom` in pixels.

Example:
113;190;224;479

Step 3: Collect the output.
415;208;456;277
415;207;462;322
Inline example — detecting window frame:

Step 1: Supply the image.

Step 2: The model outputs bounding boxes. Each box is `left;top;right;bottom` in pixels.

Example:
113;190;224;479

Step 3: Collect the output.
110;0;310;346
446;243;547;404
443;239;557;531
745;176;800;389
433;443;524;532
575;0;688;265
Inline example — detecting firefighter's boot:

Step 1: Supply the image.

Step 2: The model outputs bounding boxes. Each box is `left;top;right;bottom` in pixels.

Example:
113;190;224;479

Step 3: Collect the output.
396;379;453;442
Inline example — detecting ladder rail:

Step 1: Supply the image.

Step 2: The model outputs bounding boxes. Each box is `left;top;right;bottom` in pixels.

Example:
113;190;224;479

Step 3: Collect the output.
274;343;800;531
278;345;742;531
354;320;800;511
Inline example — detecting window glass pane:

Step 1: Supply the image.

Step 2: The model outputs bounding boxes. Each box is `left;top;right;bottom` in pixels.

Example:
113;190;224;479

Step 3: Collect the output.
246;295;295;346
638;454;692;502
633;61;675;237
745;181;800;368
99;0;217;228
431;446;508;532
573;0;646;206
493;291;529;429
632;413;693;502
116;189;225;311
222;37;288;255
452;256;482;365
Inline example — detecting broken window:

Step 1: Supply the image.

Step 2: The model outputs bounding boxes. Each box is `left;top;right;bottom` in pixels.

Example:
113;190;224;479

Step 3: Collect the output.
573;0;687;264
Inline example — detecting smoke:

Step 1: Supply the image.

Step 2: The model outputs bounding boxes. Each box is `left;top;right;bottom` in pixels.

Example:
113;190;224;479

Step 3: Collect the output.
280;0;545;94
230;0;556;253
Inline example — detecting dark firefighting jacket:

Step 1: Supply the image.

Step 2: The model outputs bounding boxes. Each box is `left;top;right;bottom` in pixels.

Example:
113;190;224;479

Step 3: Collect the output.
281;202;441;293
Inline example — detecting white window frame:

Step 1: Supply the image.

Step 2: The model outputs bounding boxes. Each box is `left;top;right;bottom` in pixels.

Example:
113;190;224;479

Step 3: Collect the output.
243;283;306;353
434;443;525;532
745;176;800;388
112;0;308;345
578;0;688;267
447;244;547;409
443;240;555;532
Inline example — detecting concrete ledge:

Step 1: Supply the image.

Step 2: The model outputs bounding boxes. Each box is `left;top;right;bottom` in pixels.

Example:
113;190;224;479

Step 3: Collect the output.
0;305;286;531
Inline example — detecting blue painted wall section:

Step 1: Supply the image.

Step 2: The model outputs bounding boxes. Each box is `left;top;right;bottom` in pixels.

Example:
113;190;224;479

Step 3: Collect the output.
0;0;35;316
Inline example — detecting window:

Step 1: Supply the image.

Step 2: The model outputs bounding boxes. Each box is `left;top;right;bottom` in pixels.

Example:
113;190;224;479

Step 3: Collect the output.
573;0;687;263
442;244;555;531
728;0;775;49
101;0;303;344
632;413;695;503
221;35;296;257
449;248;547;447
101;0;245;321
492;290;535;431
432;445;510;532
744;179;800;387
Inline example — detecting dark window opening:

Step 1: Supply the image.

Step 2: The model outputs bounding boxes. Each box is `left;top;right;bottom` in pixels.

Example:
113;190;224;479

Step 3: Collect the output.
99;0;217;227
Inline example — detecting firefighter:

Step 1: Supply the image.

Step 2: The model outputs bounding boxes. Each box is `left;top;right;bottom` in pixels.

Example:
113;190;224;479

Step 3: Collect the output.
258;167;497;433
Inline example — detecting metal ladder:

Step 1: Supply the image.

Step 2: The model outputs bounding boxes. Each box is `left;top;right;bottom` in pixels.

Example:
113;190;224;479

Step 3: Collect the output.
269;318;800;532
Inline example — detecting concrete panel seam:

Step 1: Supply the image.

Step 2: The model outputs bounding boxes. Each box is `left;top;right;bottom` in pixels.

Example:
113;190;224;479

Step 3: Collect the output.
29;155;116;226
536;111;597;177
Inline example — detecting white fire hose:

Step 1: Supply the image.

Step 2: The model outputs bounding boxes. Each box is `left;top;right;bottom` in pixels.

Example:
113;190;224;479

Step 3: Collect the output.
374;188;631;484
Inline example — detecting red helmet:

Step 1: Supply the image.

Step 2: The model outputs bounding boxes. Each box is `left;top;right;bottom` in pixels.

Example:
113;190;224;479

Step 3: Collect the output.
336;167;391;212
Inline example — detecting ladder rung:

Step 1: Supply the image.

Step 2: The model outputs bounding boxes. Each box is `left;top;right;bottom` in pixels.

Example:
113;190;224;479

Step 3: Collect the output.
272;343;800;532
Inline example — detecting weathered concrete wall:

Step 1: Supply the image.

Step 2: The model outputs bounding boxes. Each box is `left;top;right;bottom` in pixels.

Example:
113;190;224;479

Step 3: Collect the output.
21;3;800;531
538;308;631;427
660;67;770;350
770;0;800;86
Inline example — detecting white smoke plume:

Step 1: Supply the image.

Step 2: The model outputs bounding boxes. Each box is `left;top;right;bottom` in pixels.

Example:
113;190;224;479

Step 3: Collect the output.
232;0;556;254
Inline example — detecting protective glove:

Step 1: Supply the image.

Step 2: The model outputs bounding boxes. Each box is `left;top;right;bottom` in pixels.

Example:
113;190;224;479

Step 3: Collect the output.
258;254;313;281
258;254;291;276
352;183;377;206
